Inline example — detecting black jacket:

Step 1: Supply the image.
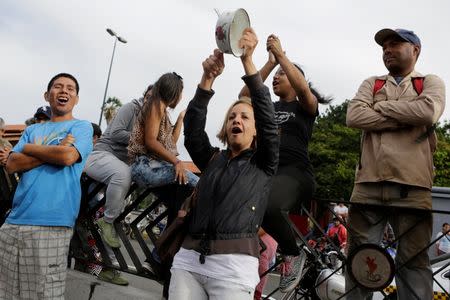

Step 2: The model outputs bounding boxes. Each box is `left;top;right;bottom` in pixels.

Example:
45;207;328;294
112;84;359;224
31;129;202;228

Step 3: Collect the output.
183;73;279;258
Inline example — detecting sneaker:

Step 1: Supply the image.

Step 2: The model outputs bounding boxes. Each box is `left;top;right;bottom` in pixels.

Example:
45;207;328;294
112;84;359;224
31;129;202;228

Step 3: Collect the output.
97;218;121;248
97;269;129;286
279;251;307;293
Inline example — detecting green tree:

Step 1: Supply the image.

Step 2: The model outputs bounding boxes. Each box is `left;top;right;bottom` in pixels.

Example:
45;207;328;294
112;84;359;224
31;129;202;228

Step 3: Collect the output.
103;97;123;125
310;100;360;201
433;121;450;187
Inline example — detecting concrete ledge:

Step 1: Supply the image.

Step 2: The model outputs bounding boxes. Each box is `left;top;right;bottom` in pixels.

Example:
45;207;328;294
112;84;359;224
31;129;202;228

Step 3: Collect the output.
65;269;163;300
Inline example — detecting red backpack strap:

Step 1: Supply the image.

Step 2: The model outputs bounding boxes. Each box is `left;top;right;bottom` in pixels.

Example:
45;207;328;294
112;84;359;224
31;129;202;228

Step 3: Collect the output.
411;76;434;143
373;79;386;96
411;77;424;95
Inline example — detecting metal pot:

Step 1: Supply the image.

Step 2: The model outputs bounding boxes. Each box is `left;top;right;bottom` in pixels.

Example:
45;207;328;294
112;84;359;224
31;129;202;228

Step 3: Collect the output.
215;8;250;57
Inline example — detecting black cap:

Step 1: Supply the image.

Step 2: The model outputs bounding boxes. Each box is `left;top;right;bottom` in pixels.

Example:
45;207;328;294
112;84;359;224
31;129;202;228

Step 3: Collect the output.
34;106;52;120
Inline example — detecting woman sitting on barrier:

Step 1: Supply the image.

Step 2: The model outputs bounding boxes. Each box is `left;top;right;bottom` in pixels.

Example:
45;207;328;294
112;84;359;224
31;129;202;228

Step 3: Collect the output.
128;72;200;299
240;34;332;293
169;28;279;299
128;72;199;188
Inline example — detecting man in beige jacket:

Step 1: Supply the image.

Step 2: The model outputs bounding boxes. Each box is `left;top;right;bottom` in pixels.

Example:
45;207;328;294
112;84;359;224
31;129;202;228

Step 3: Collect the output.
346;28;445;299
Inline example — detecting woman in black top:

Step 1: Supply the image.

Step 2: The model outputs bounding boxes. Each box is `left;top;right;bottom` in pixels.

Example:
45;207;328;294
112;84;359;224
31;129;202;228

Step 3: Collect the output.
240;34;331;293
169;28;279;299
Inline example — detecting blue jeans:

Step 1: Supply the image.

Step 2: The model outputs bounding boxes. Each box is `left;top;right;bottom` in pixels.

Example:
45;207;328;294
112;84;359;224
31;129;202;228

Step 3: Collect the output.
131;156;199;188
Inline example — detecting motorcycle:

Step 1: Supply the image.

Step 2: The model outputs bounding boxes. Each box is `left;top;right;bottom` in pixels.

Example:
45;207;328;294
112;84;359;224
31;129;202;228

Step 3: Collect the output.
280;242;346;300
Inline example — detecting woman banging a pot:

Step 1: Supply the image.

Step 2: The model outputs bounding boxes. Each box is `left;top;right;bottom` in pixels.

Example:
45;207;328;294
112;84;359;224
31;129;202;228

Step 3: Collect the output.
169;28;279;299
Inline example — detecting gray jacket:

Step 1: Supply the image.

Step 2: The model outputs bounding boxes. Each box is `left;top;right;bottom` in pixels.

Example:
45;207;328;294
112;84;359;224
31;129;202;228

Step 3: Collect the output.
94;98;143;162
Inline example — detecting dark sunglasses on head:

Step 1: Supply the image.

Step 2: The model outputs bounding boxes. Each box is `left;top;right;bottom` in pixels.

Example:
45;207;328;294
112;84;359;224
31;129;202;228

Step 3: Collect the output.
172;72;183;81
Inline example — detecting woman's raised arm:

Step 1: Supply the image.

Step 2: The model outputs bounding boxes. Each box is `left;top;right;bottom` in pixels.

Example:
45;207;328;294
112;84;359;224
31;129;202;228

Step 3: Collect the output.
184;50;224;170
268;35;318;116
239;28;279;175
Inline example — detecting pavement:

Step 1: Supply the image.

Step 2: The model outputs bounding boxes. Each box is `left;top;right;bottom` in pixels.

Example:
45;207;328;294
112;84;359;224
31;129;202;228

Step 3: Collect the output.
65;269;163;300
65;268;284;300
65;236;164;300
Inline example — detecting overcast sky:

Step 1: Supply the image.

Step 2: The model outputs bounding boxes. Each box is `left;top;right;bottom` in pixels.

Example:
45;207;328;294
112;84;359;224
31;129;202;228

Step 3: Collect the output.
1;0;449;160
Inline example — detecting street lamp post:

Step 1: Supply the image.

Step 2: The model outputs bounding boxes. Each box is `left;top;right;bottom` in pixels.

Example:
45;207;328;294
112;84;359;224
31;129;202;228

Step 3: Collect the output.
98;28;127;127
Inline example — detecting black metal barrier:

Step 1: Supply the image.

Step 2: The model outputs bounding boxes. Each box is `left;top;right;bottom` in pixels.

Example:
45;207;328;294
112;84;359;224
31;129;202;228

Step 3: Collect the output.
69;174;192;283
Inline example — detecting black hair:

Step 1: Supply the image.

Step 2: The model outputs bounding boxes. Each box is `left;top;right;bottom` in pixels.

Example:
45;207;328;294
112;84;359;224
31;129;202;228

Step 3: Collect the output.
139;72;184;125
293;63;333;105
151;72;183;106
47;73;80;94
91;123;102;138
443;223;449;227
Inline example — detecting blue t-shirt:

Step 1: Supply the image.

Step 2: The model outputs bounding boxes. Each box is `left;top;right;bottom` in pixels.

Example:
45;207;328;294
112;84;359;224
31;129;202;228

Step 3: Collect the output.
6;119;93;227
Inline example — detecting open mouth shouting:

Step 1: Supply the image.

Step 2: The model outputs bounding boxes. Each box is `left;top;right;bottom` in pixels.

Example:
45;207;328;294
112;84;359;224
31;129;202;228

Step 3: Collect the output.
231;126;243;135
57;96;69;106
272;79;280;89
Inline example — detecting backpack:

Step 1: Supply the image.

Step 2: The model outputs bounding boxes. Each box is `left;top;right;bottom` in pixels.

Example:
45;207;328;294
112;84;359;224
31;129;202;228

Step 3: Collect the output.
373;77;424;96
373;77;435;143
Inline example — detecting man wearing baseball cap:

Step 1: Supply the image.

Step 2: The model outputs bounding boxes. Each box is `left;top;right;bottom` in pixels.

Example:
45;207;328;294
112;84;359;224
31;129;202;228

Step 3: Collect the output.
374;28;421;47
346;29;445;299
33;105;52;123
23;106;51;126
